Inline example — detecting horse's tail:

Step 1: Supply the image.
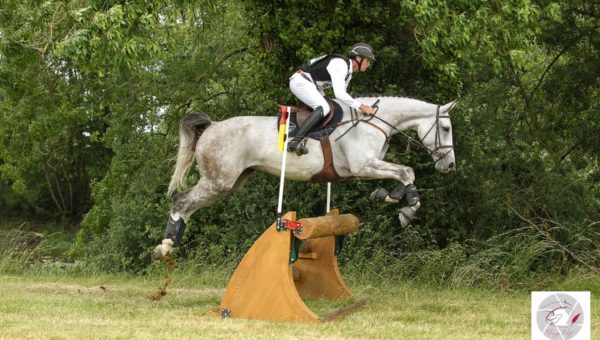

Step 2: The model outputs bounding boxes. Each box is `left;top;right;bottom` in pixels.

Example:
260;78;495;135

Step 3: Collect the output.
168;112;212;196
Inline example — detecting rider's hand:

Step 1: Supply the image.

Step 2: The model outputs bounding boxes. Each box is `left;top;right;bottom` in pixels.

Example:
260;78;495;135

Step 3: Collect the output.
360;104;375;115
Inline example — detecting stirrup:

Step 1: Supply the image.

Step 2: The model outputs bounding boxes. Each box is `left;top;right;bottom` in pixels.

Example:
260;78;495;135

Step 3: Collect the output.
287;137;302;152
295;140;308;155
287;138;308;155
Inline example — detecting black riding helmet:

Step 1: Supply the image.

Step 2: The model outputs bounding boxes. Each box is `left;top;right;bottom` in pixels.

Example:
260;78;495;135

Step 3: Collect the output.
348;42;376;61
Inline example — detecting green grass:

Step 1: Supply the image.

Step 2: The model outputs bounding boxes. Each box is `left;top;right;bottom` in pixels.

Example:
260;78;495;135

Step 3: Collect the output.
1;271;598;339
1;219;598;338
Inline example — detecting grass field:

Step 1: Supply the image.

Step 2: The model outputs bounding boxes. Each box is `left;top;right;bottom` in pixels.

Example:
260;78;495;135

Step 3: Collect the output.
0;270;598;339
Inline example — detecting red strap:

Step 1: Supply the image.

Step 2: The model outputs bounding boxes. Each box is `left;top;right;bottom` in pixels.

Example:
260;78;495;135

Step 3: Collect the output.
283;219;302;231
279;105;288;123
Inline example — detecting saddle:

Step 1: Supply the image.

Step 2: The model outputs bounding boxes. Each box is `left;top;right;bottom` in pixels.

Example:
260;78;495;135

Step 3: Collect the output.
286;99;343;139
278;98;345;182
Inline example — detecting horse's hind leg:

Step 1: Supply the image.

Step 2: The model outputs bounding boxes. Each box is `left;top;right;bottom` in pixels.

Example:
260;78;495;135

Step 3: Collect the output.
171;169;254;221
155;170;253;258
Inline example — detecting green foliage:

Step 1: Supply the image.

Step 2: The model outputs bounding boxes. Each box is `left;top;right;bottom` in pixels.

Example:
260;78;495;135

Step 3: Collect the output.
1;0;598;285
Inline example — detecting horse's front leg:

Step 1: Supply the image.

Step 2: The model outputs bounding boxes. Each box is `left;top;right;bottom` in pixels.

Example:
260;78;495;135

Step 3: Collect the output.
352;158;421;227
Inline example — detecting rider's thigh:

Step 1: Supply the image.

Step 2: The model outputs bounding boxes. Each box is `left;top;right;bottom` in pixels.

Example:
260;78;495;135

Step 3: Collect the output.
289;74;329;116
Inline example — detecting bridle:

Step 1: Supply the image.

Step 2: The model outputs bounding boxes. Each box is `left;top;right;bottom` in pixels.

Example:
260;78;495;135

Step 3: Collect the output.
334;99;454;163
416;105;455;162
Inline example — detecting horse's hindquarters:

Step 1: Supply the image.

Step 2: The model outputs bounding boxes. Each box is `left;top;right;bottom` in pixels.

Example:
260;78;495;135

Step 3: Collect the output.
196;116;326;182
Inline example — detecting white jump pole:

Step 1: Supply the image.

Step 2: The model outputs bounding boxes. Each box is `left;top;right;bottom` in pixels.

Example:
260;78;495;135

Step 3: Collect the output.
326;182;332;213
276;106;291;229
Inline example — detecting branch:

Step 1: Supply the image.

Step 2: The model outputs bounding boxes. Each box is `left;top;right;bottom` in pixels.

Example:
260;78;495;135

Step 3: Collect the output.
214;47;249;70
529;45;570;102
198;91;229;105
558;141;580;164
507;54;531;111
509;206;598;273
42;161;64;214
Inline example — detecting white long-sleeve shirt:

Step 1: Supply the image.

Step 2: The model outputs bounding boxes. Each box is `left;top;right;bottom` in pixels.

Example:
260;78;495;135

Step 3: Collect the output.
311;57;361;110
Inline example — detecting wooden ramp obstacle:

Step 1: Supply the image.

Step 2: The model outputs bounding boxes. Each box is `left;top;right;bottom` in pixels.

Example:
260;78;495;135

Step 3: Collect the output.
218;209;366;322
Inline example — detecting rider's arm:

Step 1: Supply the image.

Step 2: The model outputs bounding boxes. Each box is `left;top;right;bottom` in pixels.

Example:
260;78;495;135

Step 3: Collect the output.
326;58;361;110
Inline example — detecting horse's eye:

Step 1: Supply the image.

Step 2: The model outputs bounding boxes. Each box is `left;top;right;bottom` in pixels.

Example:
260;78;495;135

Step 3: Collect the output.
442;126;450;133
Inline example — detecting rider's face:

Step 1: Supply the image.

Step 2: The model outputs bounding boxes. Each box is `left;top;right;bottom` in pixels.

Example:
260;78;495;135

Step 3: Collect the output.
358;57;372;72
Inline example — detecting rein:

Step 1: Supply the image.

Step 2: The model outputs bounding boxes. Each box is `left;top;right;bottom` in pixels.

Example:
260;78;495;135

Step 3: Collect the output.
333;99;454;162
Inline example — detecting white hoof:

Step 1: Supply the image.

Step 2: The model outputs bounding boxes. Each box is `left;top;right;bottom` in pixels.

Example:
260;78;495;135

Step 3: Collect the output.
398;206;416;227
399;213;411;227
153;239;175;261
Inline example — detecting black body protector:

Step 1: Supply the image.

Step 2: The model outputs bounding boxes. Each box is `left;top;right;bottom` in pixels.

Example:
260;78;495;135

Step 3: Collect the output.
299;54;351;83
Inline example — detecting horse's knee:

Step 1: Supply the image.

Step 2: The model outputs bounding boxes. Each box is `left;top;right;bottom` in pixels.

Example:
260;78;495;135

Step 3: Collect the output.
400;167;415;184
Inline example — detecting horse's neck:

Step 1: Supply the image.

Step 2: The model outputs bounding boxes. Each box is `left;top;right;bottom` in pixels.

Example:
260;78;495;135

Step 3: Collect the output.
365;97;436;133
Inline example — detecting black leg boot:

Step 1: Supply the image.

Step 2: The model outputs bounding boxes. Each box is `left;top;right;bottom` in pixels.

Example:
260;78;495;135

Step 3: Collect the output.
287;106;324;155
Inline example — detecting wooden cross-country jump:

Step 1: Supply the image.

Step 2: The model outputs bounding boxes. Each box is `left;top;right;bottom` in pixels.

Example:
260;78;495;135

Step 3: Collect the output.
217;209;367;322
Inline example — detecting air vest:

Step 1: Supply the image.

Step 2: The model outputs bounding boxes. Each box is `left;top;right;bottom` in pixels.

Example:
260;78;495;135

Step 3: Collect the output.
299;54;351;82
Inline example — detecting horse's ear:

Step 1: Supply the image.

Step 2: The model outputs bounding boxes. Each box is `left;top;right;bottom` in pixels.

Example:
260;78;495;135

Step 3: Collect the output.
441;100;458;113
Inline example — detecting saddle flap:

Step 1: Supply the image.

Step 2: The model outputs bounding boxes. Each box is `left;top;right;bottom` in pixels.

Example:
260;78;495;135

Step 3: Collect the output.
279;98;343;139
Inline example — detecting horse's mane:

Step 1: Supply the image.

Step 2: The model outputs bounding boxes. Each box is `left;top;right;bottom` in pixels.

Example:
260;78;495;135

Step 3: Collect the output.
353;94;431;102
354;94;443;107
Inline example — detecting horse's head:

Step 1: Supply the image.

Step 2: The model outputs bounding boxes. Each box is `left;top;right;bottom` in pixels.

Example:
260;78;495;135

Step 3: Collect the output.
417;100;457;173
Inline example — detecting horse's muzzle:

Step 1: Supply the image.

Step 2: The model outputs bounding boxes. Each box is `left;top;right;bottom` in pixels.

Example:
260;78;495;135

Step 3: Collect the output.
435;158;456;173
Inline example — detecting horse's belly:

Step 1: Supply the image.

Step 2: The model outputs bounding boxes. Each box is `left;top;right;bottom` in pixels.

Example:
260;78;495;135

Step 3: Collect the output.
251;140;326;181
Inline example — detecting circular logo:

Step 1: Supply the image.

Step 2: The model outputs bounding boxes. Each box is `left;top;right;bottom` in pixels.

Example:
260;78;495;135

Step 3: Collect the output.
536;293;584;340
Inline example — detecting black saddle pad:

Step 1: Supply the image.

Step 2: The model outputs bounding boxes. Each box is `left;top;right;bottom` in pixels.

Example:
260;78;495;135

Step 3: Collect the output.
279;100;344;140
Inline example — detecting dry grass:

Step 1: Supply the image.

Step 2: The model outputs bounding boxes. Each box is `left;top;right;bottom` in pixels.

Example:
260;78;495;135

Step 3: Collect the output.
1;273;598;339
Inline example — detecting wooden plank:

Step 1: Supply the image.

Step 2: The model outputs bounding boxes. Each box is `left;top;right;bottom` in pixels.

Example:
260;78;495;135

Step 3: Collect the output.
292;209;354;300
219;212;319;322
295;214;359;240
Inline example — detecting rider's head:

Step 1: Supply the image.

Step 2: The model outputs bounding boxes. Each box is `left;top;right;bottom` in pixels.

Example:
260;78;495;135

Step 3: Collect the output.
349;42;375;72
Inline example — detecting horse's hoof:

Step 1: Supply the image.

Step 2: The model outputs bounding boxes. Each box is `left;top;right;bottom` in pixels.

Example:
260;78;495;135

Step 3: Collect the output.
152;239;175;261
398;206;416;227
399;214;410;227
370;188;389;203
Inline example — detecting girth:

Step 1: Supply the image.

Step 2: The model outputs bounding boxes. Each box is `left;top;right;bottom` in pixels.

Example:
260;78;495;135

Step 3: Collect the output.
309;130;343;183
277;99;345;183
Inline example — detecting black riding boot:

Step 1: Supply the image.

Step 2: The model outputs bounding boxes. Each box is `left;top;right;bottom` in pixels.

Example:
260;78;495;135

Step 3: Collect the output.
287;106;324;155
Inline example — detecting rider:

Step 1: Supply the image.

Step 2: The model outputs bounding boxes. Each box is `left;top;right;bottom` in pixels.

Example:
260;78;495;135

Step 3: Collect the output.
287;42;377;155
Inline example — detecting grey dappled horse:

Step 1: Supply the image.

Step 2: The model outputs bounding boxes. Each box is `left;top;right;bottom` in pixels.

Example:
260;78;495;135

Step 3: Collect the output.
154;96;457;257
